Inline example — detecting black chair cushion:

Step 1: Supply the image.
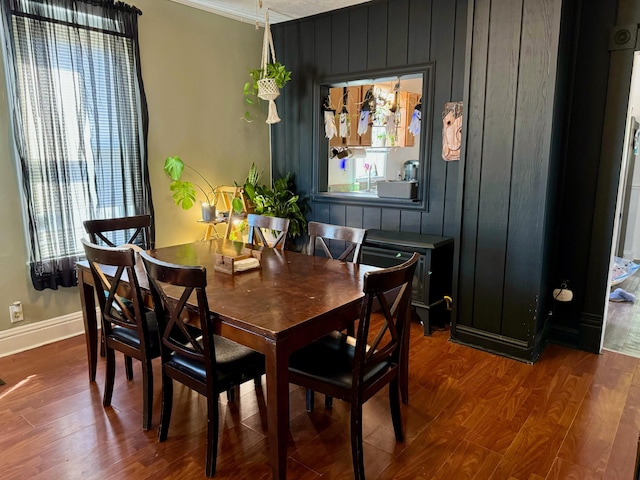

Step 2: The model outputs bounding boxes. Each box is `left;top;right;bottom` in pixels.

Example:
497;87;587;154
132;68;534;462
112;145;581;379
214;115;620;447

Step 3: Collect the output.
109;310;160;357
289;331;390;389
168;335;264;387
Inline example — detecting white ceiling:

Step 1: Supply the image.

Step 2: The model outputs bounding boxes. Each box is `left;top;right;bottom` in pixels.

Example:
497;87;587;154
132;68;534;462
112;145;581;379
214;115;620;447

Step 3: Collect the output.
169;0;373;24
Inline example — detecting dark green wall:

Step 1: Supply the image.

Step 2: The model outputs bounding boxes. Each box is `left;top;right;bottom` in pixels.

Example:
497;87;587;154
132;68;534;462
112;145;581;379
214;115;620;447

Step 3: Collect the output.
550;0;640;352
270;0;467;238
271;0;640;360
452;0;568;362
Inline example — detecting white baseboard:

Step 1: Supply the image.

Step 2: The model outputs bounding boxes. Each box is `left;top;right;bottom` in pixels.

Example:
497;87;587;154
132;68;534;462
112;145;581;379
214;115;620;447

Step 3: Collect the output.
0;310;98;358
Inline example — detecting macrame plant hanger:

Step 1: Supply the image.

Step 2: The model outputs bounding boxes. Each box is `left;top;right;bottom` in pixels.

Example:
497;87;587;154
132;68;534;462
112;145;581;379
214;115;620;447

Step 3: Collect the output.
258;10;281;124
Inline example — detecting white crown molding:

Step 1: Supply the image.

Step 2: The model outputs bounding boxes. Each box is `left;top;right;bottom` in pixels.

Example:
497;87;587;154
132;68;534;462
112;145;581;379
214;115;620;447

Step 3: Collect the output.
168;0;290;24
0;309;98;358
168;0;373;25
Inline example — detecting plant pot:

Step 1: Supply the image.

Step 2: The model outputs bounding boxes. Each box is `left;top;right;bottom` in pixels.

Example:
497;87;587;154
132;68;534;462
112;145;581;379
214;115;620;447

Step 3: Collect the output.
257;78;280;100
201;202;215;222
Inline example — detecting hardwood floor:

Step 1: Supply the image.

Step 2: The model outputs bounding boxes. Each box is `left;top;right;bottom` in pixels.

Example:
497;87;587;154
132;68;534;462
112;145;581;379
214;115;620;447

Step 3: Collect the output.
1;320;639;479
604;271;640;358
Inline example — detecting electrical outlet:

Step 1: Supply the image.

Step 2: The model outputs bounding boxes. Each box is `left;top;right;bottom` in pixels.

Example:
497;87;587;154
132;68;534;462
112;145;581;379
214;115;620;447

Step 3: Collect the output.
553;288;573;302
9;301;24;323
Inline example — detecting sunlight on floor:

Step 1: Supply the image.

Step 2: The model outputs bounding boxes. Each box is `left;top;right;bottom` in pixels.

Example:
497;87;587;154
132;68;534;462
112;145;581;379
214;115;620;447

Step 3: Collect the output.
0;374;35;401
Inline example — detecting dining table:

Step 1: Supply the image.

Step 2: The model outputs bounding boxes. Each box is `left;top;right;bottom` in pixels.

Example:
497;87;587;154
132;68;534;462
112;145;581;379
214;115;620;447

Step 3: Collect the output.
77;238;377;480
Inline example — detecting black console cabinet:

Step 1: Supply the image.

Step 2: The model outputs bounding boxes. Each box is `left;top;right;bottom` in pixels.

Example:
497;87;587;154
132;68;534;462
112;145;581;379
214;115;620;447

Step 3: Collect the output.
361;230;454;336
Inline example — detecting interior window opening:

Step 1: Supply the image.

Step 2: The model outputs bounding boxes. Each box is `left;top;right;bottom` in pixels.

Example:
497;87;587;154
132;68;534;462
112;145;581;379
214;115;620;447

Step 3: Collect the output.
322;72;425;201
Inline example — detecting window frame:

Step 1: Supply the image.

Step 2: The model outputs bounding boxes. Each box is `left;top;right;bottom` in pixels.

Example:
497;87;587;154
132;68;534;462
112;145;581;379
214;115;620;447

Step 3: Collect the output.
311;63;433;210
0;0;151;290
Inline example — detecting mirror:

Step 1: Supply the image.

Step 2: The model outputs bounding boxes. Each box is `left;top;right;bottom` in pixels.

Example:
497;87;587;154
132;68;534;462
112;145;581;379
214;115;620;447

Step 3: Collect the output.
315;67;428;203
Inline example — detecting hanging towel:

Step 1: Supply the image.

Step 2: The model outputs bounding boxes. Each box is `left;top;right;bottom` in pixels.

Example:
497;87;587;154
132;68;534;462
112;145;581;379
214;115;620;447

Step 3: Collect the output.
386;111;397;136
324;111;337;139
409;104;421;136
339;112;349;138
357;110;369;136
357;87;374;136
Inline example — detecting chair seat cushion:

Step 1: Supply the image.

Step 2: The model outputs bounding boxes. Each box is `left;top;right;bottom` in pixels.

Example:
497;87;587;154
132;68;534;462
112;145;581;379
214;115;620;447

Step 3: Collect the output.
109;310;160;357
289;331;390;389
168;335;264;387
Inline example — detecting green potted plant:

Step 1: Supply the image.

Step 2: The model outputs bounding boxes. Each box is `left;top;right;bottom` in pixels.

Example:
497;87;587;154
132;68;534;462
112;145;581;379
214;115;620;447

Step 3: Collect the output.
255;174;307;239
243;61;291;123
163;155;218;221
235;169;307;242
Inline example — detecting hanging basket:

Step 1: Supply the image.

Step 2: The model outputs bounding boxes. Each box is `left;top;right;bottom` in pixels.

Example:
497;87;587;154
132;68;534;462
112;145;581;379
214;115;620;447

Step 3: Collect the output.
259;11;281;124
257;77;280;101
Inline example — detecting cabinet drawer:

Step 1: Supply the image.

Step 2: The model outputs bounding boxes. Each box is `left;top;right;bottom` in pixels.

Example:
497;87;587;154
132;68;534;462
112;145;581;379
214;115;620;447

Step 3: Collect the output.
361;246;427;307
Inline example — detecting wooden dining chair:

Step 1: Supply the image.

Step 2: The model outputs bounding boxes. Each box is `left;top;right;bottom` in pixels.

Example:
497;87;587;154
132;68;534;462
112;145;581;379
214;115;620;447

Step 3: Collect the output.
635;433;640;480
305;221;368;411
247;213;290;250
307;221;367;263
288;252;419;480
83;213;153;377
83;214;153;249
139;252;266;478
81;238;159;431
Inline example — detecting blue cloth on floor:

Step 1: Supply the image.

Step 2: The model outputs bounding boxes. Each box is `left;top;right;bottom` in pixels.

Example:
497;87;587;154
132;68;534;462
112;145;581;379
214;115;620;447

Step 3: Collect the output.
611;257;640;285
609;288;636;303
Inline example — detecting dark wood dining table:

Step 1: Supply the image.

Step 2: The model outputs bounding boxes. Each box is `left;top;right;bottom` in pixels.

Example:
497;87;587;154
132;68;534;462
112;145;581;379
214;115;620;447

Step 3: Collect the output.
77;238;376;480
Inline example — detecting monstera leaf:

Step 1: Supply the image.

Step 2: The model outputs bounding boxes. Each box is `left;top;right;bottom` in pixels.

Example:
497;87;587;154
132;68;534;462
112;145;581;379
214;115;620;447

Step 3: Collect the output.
163;155;216;210
164;155;185;181
169;180;197;210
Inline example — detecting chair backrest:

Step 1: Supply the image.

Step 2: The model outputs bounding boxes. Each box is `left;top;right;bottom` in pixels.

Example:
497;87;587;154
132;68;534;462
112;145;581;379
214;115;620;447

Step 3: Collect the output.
83;214;153;249
139;252;214;369
81;238;149;343
307;221;367;263
247;213;290;250
354;252;419;385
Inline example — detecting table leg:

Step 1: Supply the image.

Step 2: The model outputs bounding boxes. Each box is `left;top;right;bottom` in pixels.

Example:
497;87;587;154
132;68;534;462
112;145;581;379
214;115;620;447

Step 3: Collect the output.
78;270;98;383
265;340;289;480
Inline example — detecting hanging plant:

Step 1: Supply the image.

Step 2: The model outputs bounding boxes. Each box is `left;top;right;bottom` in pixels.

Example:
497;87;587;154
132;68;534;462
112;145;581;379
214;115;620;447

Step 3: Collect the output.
243;62;291;122
242;11;291;123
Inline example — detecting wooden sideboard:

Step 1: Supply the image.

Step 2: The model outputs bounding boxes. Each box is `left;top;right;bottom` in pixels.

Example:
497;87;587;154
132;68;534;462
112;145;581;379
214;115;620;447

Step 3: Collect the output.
362;229;453;335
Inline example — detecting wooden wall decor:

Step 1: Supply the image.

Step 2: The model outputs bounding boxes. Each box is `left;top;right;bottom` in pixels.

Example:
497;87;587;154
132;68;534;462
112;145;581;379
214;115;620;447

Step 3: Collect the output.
442;101;462;161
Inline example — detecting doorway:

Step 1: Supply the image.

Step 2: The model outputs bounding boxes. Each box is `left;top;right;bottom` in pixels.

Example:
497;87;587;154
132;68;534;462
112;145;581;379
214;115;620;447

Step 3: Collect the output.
602;50;640;358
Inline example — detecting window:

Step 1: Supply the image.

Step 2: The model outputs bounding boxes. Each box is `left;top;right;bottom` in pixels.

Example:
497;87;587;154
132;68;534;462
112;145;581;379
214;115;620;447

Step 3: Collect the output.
315;65;430;207
0;0;152;290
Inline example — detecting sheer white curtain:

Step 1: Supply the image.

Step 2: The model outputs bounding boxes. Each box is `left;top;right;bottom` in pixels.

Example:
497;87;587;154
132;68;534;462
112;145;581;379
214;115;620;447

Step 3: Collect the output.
0;0;153;290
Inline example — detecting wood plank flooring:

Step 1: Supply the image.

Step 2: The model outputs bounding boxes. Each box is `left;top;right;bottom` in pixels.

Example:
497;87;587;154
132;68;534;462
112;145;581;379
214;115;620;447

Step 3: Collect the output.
604;271;640;358
1;321;639;479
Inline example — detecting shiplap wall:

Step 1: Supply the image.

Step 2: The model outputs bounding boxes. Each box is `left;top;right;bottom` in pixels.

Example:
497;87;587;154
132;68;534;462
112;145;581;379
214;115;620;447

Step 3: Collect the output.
452;0;567;361
550;0;640;352
270;0;467;239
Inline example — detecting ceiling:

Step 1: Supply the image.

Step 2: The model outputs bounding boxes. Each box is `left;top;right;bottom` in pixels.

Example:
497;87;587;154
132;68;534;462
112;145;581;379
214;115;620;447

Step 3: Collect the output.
168;0;373;24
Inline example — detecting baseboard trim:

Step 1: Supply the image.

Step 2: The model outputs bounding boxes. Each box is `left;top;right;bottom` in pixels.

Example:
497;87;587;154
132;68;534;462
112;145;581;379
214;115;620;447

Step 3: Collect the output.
0;310;97;358
450;324;538;363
